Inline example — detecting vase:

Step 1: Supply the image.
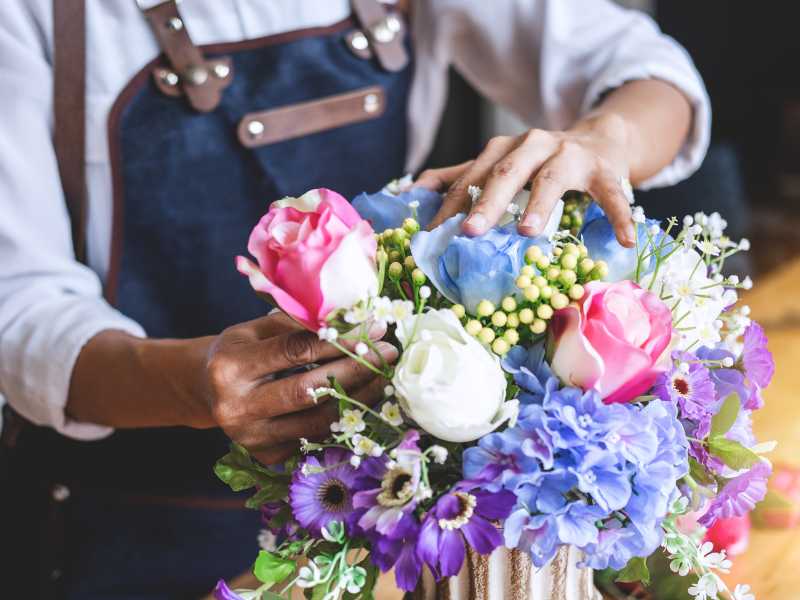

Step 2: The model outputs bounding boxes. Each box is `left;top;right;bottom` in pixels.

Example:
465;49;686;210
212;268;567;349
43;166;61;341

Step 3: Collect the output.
411;546;600;600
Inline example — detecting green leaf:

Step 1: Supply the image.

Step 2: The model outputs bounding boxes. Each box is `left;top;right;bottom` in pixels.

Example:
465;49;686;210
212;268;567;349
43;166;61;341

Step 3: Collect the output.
708;437;761;470
616;556;650;586
710;393;740;437
253;550;296;588
688;457;715;486
259;593;285;600
245;485;286;509
214;443;290;497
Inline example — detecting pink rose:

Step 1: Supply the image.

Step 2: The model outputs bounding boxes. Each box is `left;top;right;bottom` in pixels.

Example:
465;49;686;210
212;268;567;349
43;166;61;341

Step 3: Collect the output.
549;280;673;404
236;188;378;331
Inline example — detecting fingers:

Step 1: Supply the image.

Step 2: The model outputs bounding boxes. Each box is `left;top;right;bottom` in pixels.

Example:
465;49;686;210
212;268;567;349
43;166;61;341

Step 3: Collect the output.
517;154;577;236
246;342;398;419
428;136;518;230
241;376;388;450
464;141;553;236
251;441;298;466
590;170;636;247
415;161;473;191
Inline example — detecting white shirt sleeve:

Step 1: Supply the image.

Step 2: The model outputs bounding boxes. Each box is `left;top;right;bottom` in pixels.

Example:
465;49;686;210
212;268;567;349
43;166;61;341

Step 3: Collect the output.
418;0;711;189
0;2;144;440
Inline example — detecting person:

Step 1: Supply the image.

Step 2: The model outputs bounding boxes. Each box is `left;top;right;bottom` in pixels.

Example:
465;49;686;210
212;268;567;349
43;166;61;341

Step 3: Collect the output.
0;0;708;597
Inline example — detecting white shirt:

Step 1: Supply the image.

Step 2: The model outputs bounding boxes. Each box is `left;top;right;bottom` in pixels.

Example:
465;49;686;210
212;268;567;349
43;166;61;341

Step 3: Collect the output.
0;0;710;439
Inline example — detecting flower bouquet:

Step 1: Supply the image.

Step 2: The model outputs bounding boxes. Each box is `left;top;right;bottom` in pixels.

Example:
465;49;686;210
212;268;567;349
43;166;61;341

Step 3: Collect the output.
214;181;774;600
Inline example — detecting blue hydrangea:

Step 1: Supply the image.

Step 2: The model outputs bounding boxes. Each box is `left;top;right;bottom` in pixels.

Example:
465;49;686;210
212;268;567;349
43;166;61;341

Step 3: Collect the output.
464;362;688;569
351;185;442;232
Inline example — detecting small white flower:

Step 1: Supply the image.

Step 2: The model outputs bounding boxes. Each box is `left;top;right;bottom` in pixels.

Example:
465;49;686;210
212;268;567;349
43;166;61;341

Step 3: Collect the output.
380;401;403;426
419;285;431;299
733;584;755;600
688;573;720;600
683;215;694;227
257;528;278;552
330;409;366;436
468;185;482;203
728;275;740;285
649;223;661;235
738;238;751;251
631;206;646;224
741;305;751;316
669;555;693;577
372;296;395;325
351;434;384;457
408;199;420;209
384;385;395;397
722;356;734;367
742;276;753;290
344;304;371;325
317;327;339;342
690;224;704;235
355;342;368;356
697;541;732;573
391;299;414;322
296;562;322;588
299;437;310;453
349;455;362;468
307;386;334;402
429;445;448;464
695;239;721;257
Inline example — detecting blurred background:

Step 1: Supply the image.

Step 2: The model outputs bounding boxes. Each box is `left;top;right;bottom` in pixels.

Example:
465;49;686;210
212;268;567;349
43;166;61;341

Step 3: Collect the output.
425;0;800;278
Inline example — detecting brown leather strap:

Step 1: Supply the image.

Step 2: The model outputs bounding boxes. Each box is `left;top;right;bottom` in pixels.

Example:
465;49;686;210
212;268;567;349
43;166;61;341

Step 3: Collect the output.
351;0;409;72
139;0;230;113
53;0;88;264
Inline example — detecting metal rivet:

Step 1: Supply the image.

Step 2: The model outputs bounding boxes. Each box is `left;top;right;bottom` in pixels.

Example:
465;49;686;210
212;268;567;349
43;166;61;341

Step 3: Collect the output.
184;65;208;86
166;16;184;31
350;31;369;51
371;17;398;43
213;63;231;79
363;93;380;113
386;15;402;33
159;70;179;86
52;484;70;502
247;120;265;137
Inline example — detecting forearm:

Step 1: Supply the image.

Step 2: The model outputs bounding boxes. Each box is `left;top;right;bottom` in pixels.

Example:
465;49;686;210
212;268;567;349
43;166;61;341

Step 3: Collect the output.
573;79;693;185
66;330;214;429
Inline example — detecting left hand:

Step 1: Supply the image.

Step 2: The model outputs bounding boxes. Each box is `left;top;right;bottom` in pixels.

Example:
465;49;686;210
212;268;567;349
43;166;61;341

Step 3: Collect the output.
417;114;636;247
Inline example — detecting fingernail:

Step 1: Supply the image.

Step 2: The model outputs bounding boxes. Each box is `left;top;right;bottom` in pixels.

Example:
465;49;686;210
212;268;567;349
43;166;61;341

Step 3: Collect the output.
622;223;636;247
522;214;542;234
465;213;487;231
375;342;399;361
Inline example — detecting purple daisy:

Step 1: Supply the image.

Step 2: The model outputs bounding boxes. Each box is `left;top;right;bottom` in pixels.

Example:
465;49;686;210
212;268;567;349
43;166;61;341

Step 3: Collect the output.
289;448;364;536
654;351;717;421
213;580;246;600
417;486;516;578
368;514;423;592
742;322;775;389
698;460;771;527
352;431;424;539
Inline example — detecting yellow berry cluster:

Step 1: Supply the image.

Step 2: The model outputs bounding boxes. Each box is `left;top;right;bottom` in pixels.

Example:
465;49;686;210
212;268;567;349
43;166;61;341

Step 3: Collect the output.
453;242;608;355
560;192;592;236
377;218;429;303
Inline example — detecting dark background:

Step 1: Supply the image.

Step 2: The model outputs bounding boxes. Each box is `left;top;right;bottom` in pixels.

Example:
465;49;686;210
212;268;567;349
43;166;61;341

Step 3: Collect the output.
425;1;800;275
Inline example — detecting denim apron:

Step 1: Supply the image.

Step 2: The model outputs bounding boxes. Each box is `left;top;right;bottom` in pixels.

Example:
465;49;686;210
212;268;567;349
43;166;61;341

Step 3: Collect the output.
18;4;412;598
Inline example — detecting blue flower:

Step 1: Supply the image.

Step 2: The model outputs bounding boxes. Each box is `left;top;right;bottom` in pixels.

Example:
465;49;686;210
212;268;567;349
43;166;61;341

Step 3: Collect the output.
352;184;442;232
579;202;668;282
411;214;552;314
501;343;557;404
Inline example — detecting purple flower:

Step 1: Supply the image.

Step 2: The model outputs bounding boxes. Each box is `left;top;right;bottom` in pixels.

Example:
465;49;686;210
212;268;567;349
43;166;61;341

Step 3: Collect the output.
418;487;516;577
369;514;423;592
699;461;771;527
742;322;774;389
654;352;717;420
213;580;247;600
289;448;365;536
352;431;424;538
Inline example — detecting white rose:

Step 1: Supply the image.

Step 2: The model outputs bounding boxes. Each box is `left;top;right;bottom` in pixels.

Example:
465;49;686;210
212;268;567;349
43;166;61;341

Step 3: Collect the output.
392;309;517;442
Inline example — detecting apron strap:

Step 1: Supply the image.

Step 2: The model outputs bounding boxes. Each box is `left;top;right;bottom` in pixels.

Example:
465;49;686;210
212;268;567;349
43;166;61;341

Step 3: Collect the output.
53;0;88;264
351;0;409;72
137;0;233;113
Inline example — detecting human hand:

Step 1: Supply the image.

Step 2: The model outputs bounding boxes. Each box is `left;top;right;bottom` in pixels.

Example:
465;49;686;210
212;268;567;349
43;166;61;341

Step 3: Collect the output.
203;312;397;465
418;114;636;247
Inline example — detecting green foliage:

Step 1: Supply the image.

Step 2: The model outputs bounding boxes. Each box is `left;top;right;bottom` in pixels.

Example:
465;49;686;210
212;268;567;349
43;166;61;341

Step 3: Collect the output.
214;443;290;509
616;556;651;586
707;437;761;471
253;550;296;589
710;393;740;438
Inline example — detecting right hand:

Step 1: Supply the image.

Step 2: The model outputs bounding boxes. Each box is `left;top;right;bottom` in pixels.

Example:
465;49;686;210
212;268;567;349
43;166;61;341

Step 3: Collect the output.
202;312;397;465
